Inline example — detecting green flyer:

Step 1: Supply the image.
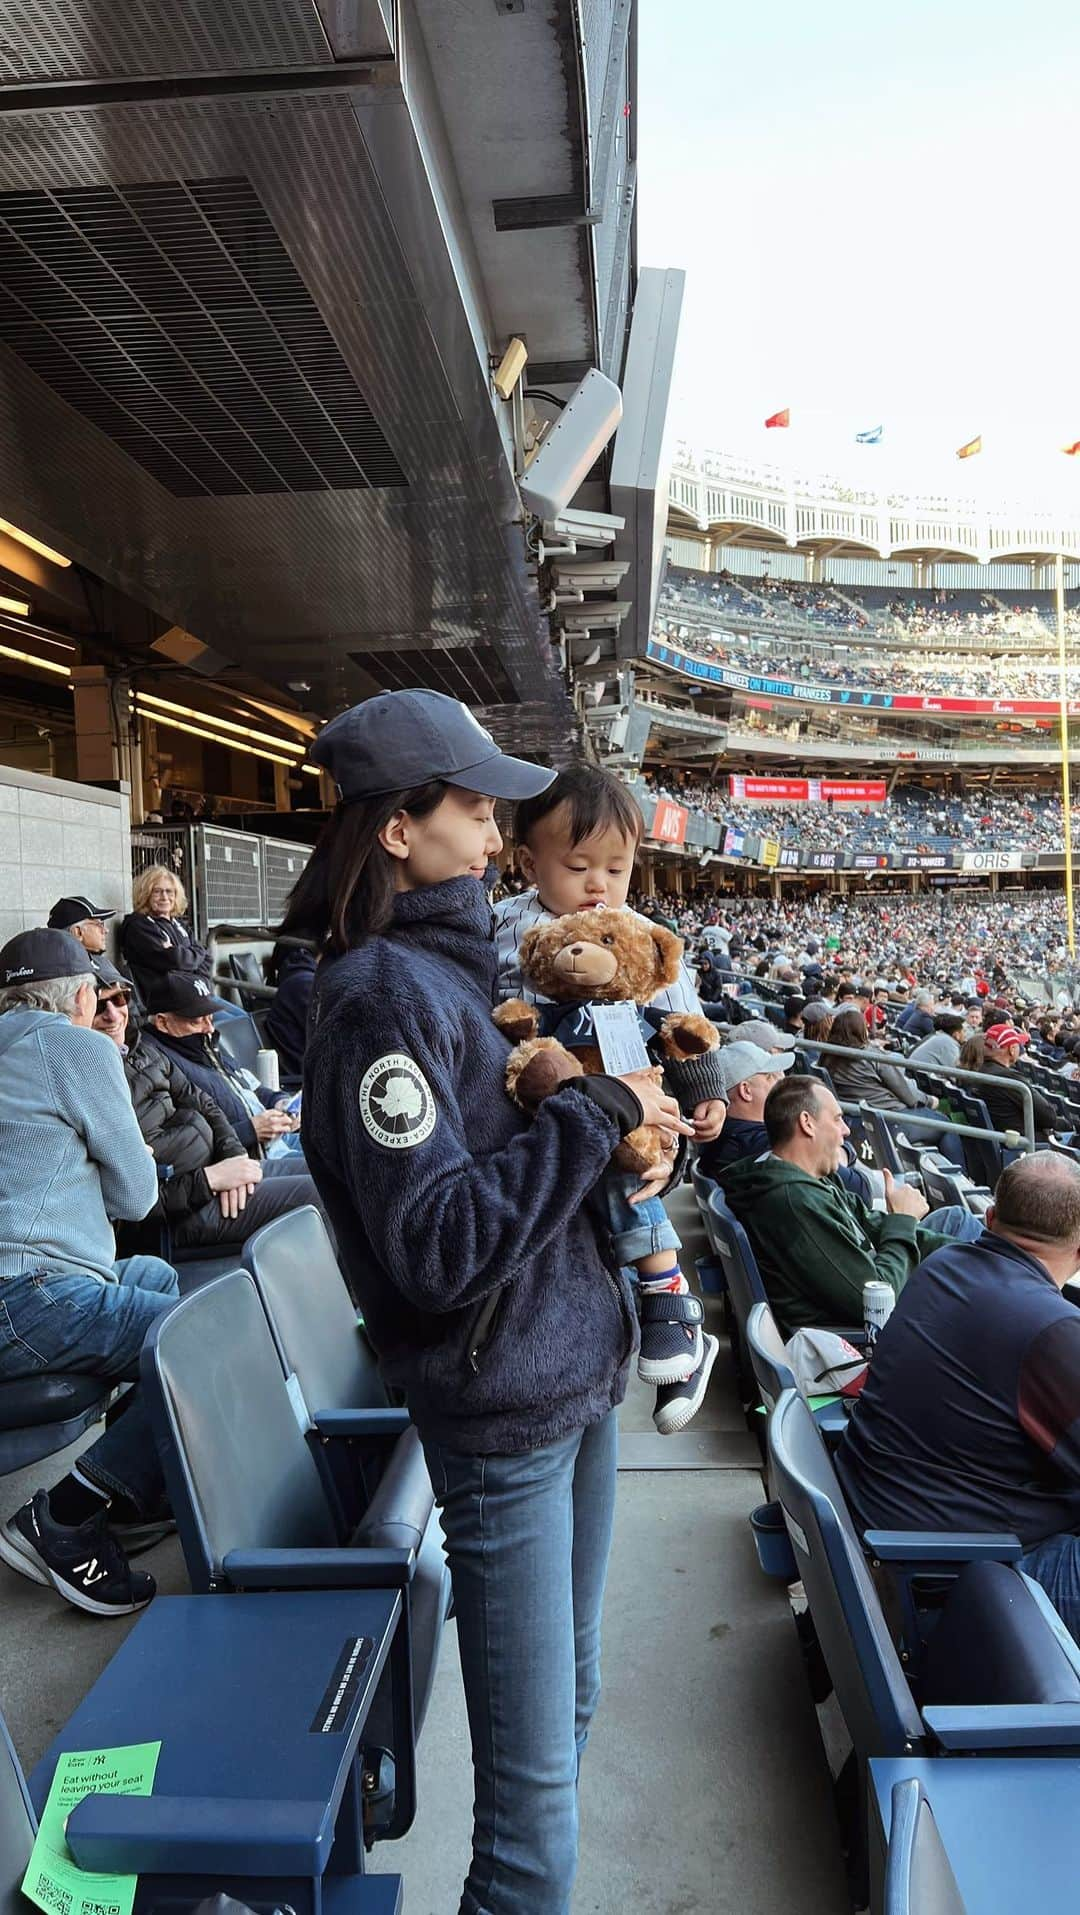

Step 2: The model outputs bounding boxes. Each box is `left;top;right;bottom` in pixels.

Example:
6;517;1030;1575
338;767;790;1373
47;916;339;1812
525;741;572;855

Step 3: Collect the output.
22;1741;161;1915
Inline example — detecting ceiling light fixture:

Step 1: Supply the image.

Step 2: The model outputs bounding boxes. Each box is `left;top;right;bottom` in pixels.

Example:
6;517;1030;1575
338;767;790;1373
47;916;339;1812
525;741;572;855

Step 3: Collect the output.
0;595;31;617
300;764;322;778
135;691;304;756
0;642;69;676
0;519;71;567
134;704;297;769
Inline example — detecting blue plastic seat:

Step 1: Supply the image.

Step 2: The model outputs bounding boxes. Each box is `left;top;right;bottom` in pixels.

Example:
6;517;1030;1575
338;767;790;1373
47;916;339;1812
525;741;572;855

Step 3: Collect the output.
0;1373;111;1477
869;1760;1080;1915
21;1593;406;1908
706;1186;766;1341
141;1270;446;1828
768;1387;1080;1757
880;1778;966;1915
242;1207;451;1730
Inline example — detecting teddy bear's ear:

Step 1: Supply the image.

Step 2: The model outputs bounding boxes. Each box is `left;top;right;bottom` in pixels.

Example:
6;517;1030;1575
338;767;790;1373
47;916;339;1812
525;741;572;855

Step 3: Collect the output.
649;923;683;987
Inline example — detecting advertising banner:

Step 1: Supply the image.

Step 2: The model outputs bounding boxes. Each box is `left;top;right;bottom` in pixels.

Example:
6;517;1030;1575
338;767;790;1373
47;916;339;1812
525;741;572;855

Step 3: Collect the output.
722;827;746;858
779;846;801;867
729;775;887;804
729;775;809;801
960;849;1024;873
820;780;887;803
759;837;781;868
804;850;840;870
646;640;1080;719
649;798;688;846
848;853;891;870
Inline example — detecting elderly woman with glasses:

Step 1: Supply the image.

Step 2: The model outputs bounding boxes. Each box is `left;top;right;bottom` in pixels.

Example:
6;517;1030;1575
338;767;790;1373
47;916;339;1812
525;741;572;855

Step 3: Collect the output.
120;864;216;1007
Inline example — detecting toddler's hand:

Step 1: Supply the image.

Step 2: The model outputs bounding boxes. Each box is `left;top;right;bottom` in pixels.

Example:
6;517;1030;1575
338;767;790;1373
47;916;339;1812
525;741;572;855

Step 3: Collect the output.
627;1161;673;1205
692;1098;726;1143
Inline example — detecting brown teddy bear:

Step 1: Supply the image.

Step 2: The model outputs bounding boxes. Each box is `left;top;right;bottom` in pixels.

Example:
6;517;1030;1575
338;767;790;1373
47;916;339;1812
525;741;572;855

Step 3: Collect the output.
491;906;722;1174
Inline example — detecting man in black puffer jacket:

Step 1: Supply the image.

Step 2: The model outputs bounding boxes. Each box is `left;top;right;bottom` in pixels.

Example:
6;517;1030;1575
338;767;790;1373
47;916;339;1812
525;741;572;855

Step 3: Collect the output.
92;964;324;1253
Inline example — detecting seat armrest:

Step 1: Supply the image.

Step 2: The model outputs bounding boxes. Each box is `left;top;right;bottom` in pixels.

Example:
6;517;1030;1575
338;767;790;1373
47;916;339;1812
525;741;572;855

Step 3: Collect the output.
313;1408;411;1438
65;1795;329;1874
864;1529;1022;1564
923;1704;1080;1750
222;1546;415;1588
818;1326;868;1348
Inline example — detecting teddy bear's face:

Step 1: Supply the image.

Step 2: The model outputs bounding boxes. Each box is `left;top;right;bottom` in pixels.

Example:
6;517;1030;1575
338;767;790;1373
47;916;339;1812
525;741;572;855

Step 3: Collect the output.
518;907;684;1005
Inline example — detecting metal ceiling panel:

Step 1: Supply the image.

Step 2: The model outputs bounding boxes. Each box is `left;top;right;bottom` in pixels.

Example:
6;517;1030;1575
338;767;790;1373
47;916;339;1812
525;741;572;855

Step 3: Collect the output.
0;91;576;755
0;2;334;84
0;175;406;495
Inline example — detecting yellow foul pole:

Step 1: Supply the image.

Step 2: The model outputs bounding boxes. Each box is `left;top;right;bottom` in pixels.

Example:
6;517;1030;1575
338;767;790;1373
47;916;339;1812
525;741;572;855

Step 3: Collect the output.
1057;550;1076;957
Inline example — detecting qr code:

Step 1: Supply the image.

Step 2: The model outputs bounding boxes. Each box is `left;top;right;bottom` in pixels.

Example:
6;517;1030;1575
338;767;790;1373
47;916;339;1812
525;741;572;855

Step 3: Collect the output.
33;1873;71;1914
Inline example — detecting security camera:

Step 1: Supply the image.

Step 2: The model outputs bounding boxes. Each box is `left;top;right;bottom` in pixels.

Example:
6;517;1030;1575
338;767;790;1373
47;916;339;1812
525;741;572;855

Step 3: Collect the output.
519;368;622;522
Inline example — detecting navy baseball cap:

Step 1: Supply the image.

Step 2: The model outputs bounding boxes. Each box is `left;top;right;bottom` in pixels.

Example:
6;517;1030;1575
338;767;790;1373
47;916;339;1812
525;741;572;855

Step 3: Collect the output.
145;973;231;1018
310;690;556;802
0;928;95;988
47;894;115;930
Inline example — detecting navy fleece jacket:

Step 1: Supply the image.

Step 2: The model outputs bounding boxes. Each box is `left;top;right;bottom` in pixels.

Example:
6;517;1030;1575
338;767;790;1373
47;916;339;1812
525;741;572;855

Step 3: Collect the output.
302;877;641;1454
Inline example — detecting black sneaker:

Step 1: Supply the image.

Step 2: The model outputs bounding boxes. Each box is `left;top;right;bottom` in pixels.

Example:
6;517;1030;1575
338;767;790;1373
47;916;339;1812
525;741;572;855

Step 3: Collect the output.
653;1333;719;1436
0;1492;155;1615
637;1290;705;1384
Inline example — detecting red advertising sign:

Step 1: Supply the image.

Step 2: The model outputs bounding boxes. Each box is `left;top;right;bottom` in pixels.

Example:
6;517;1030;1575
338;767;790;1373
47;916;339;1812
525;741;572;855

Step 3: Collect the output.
650;798;688;845
890;695;1080;716
730;776;886;804
729;776;810;801
820;780;887;803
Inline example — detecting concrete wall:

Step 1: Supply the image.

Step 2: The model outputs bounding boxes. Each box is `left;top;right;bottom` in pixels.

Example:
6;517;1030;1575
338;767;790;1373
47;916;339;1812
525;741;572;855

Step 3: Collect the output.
0;767;131;950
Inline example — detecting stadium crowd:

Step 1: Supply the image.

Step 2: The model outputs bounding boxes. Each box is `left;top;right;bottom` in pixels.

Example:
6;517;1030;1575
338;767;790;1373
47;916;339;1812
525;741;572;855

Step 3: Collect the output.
663;562;1080;646
640;771;1073;852
654;617;1080;701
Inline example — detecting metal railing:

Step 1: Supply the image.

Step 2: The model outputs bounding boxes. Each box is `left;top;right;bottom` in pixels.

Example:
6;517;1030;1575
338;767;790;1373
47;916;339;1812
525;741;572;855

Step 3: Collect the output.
709;999;1042;1153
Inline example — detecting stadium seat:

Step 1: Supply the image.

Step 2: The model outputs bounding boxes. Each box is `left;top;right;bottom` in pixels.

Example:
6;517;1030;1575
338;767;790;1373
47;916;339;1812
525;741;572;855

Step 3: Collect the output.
869;1761;1080;1915
140;1270;448;1809
745;1300;849;1441
24;1590;409;1898
768;1386;1080;1899
0;1705;34;1911
705;1186;767;1400
214;1009;265;1078
767;1387;1080;1750
0;1374;112;1477
242;1207;451;1725
877;1778;966;1915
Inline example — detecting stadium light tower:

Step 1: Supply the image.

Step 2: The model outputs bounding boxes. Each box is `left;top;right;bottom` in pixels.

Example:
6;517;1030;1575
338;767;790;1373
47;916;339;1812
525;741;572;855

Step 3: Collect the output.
1056;551;1076;957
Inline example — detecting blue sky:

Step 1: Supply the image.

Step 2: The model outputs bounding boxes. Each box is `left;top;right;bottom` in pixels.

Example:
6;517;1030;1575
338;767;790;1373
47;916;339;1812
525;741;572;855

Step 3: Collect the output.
637;0;1080;500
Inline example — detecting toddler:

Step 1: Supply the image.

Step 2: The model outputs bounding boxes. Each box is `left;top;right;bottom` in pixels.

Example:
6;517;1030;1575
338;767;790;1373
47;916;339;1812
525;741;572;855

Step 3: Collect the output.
495;767;727;1433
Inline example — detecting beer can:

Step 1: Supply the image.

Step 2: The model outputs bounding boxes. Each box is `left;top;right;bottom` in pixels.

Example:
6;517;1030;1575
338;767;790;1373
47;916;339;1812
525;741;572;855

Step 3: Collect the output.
863;1280;895;1350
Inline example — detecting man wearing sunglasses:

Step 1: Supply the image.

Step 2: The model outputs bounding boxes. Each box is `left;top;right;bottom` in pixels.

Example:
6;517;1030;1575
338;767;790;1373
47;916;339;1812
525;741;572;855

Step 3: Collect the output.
0;929;179;1620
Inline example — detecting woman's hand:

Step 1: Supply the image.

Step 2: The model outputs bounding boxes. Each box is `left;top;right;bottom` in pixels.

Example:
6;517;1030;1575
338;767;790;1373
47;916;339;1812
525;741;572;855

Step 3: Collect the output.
252;1108;298;1143
618;1071;695;1148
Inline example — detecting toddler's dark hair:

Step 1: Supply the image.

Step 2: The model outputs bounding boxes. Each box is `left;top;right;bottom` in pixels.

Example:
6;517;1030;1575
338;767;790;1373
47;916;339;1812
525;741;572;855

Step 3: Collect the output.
514;765;644;849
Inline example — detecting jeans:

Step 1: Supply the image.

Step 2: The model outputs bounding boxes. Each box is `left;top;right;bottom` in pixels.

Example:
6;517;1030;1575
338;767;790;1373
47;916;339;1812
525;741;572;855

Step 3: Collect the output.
926;1204;985;1245
170;1171;323;1250
1018;1531;1080;1643
0;1255;179;1513
422;1413;619;1915
600;1171;681;1266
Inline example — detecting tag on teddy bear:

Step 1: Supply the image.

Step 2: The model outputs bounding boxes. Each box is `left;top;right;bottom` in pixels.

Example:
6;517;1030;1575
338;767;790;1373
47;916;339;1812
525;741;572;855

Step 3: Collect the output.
591;1002;652;1076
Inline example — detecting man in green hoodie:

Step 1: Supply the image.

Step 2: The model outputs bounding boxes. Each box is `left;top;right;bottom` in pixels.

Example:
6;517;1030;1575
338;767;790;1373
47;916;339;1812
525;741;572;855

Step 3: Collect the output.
716;1074;983;1334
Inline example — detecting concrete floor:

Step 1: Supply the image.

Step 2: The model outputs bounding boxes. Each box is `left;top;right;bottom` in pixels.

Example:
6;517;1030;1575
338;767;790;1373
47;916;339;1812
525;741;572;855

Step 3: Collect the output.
0;1188;848;1912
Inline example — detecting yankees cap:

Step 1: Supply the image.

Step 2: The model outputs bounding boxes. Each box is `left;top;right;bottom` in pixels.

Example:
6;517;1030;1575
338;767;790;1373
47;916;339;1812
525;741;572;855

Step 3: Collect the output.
0;927;95;988
310;690;556;803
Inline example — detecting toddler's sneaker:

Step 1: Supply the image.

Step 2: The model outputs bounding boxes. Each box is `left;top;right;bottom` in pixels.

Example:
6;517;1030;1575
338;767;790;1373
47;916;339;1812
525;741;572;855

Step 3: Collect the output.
654;1333;719;1436
637;1289;705;1384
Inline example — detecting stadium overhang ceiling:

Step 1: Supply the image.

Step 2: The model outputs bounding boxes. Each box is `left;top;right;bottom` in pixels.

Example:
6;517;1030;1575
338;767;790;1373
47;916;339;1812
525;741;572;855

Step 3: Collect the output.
0;0;610;763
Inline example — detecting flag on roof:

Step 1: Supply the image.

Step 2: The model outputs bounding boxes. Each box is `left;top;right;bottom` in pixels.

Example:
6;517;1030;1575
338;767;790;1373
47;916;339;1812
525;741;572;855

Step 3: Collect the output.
855;425;883;444
1063;441;1080;457
957;435;982;459
764;408;790;429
